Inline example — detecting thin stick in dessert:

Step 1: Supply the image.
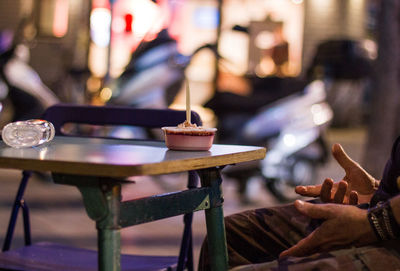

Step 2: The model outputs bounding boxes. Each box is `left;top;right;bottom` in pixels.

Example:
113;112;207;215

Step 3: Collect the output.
185;78;191;124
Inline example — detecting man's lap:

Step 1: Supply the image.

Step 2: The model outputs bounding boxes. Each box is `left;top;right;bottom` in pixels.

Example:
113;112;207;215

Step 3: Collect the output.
199;202;315;270
225;203;400;270
230;243;400;271
199;202;400;270
224;203;316;267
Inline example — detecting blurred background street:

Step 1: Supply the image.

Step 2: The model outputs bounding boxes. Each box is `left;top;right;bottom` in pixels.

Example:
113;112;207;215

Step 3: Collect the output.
0;126;368;269
0;0;399;270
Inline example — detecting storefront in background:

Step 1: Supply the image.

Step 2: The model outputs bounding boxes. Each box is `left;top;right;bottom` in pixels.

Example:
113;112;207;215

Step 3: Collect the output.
0;0;371;106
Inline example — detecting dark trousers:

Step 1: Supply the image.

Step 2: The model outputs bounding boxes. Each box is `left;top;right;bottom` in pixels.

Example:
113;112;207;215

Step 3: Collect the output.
198;203;400;271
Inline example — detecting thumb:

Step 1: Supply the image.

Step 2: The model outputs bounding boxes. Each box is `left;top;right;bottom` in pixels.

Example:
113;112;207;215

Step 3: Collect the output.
294;200;332;220
332;143;359;172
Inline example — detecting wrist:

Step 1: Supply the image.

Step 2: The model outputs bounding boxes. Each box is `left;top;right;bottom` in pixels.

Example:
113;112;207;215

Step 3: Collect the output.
367;200;400;241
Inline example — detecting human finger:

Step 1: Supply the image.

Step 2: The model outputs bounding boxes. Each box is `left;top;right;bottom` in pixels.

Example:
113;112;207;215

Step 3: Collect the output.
333;181;348;203
332;144;359;172
279;231;319;258
294;200;332;220
349;191;358;205
295;185;322;197
320;178;333;202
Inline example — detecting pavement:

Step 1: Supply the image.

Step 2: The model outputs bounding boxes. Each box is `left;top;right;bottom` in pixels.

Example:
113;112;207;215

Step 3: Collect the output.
0;127;367;270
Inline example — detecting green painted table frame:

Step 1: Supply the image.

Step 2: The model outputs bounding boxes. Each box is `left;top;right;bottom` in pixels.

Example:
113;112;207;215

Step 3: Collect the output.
0;136;266;271
52;168;227;271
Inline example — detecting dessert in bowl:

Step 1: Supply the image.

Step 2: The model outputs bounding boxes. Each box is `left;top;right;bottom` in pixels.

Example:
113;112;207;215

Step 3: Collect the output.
162;121;217;151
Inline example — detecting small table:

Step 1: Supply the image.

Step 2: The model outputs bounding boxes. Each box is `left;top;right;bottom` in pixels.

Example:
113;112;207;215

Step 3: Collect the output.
0;136;266;271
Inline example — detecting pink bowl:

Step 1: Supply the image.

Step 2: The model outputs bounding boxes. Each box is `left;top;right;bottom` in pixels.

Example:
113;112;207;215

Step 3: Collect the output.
162;127;217;151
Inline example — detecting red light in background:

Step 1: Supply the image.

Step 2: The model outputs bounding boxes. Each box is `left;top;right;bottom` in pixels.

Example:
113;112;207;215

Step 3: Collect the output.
124;14;133;33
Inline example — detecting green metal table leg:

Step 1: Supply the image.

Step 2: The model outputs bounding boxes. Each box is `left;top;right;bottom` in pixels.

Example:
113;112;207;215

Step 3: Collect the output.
52;174;122;271
98;227;121;271
96;183;121;271
198;168;228;271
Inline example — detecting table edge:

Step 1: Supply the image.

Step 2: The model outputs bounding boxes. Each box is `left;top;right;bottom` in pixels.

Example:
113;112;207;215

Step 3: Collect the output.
0;148;266;177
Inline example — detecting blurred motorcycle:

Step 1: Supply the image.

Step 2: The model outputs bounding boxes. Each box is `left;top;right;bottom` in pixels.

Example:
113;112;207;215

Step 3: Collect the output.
209;77;332;202
0;24;59;127
108;29;189;109
105;29;190;140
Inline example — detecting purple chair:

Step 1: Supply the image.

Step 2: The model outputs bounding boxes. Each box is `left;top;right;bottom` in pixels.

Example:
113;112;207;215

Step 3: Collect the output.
0;103;202;271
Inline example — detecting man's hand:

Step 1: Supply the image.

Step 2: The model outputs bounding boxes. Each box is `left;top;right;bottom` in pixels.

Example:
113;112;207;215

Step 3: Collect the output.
296;144;378;204
279;200;377;258
295;179;360;204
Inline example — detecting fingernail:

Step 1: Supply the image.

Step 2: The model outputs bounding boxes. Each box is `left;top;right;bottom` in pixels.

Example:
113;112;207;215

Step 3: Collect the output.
295;200;305;208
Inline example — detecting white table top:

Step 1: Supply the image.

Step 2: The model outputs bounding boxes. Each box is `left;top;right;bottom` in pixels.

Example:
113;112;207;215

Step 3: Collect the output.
0;136;266;177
